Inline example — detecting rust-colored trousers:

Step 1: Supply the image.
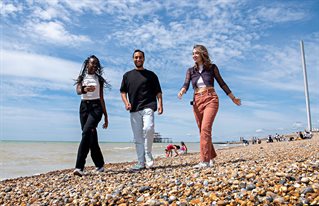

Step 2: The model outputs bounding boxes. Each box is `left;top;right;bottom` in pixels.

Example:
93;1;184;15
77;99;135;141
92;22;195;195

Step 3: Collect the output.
193;89;219;162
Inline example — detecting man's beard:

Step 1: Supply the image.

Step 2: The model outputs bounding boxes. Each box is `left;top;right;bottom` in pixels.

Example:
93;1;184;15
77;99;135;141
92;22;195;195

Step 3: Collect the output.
135;62;143;68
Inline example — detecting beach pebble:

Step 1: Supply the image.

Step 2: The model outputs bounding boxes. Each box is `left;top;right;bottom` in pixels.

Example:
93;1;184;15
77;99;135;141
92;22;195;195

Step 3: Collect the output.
138;186;151;193
246;184;256;191
301;187;314;194
4;187;12;193
1;133;318;205
300;177;310;183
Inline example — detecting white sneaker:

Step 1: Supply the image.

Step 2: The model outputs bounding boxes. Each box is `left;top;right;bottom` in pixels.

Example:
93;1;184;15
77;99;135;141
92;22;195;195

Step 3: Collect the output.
209;159;215;167
129;163;146;171
193;162;209;169
146;153;154;168
73;168;84;177
146;160;154;167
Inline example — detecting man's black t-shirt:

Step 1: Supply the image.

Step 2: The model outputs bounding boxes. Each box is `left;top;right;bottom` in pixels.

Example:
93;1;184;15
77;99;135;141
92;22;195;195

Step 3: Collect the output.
120;69;162;112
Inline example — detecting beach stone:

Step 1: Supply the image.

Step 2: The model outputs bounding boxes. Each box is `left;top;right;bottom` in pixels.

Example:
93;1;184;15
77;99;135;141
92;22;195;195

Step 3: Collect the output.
301;177;309;183
217;200;226;205
203;180;209;186
239;182;246;188
193;173;200;178
146;199;161;206
312;183;319;190
186;182;194;187
175;179;181;185
246;173;255;179
169;195;176;201
273;197;285;204
294;183;301;188
189;198;201;204
246;184;256;191
279;179;286;185
287;176;296;181
275;172;286;177
136;196;144;202
301;187;314;194
139;186;151;193
4;187;12;193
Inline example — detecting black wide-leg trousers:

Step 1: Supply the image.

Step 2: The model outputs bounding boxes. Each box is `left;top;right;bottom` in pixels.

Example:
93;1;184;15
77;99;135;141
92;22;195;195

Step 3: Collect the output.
75;99;104;170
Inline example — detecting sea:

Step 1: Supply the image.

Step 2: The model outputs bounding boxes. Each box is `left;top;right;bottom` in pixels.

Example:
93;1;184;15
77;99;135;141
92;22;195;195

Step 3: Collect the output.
0;141;235;181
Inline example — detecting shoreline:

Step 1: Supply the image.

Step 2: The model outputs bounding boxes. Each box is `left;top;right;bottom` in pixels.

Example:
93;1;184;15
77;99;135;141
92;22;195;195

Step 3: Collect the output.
0;142;242;181
1;134;318;205
0;143;242;182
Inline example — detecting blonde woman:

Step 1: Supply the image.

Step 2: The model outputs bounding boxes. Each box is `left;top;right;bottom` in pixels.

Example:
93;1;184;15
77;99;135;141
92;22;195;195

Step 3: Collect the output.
178;45;241;168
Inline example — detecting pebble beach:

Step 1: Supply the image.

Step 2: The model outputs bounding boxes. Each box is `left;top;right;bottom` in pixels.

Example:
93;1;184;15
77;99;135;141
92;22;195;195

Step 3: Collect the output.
1;133;318;205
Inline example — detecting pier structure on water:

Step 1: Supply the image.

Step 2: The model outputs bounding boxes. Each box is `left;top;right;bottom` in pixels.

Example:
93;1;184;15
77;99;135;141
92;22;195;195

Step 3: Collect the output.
153;132;172;143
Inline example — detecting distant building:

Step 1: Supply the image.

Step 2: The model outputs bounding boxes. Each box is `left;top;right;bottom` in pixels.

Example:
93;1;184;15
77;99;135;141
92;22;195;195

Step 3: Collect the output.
153;132;172;143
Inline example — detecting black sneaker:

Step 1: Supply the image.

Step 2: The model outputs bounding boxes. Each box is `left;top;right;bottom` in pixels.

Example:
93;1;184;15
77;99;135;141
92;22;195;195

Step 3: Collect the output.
96;167;105;172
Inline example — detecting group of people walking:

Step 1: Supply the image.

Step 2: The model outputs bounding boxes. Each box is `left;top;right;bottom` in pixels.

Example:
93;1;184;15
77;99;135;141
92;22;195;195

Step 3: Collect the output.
73;45;241;176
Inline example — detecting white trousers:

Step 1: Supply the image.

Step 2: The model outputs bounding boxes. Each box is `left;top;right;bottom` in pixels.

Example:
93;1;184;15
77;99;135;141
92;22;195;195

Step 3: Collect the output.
130;108;154;164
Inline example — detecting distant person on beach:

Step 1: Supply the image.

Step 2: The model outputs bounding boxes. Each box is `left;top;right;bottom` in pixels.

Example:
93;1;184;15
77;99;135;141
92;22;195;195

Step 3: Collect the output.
304;130;313;139
242;139;249;146
165;144;180;157
298;131;305;140
267;135;274;143
179;141;188;155
120;49;163;171
178;44;241;169
73;55;110;177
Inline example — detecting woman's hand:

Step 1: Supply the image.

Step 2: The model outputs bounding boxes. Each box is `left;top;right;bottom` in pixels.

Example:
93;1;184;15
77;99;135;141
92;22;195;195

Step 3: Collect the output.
102;116;108;129
232;97;241;106
177;88;186;99
85;85;96;92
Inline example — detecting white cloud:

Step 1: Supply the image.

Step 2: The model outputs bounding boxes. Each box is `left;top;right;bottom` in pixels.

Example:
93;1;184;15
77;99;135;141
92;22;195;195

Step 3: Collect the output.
26;21;91;45
0;2;23;17
255;129;264;133
1;50;80;83
256;6;306;23
32;6;67;21
292;122;303;129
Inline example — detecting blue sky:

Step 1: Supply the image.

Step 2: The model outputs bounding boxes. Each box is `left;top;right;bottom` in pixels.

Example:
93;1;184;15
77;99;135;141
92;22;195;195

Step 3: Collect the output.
1;0;318;142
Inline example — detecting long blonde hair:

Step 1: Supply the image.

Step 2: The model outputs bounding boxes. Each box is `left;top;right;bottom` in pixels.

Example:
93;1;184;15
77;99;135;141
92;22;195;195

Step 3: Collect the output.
193;44;212;69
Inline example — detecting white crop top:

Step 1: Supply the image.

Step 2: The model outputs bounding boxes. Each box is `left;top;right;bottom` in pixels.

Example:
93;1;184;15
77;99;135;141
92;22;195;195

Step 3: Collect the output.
196;65;206;88
81;74;100;100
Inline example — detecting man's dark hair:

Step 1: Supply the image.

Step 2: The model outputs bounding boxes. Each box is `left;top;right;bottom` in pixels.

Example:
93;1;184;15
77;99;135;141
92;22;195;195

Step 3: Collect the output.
132;49;145;58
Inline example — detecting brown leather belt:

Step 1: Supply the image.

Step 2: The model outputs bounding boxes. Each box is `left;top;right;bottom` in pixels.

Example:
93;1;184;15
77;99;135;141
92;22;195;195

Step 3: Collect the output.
194;87;215;95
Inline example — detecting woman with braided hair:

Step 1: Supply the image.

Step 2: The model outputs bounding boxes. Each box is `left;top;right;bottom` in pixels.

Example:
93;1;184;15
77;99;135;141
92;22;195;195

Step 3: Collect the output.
73;55;110;176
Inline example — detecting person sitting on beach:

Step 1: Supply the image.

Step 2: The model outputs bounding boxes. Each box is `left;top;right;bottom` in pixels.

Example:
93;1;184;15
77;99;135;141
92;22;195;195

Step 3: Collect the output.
267;135;273;143
179;141;188;155
298;131;305;140
242;139;249;146
304;130;312;139
165;144;180;157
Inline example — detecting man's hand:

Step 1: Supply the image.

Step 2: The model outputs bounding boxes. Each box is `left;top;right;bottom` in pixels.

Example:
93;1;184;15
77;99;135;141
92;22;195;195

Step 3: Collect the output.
125;103;132;111
158;104;163;115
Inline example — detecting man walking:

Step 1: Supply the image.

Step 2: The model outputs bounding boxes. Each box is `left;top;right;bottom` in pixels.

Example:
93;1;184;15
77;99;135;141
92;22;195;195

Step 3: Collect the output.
120;49;163;170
